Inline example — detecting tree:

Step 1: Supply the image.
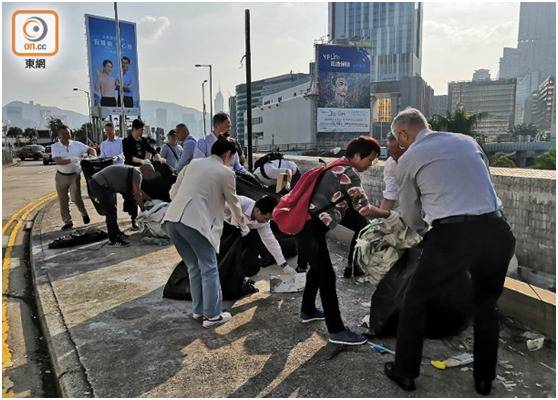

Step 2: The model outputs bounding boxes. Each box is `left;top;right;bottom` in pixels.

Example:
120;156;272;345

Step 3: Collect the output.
510;123;538;141
428;108;488;138
534;150;556;170
489;152;516;168
23;127;36;140
6;127;22;138
47;117;65;140
73;123;93;144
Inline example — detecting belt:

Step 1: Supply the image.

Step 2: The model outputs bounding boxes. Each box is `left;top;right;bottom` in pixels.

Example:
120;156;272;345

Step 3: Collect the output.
432;210;504;226
56;171;78;176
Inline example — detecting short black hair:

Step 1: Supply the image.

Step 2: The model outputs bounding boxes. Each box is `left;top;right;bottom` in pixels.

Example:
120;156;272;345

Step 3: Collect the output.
210;136;237;157
213;112;230;127
104;122;114;128
167;129;176;136
57;125;70;133
102;59;112;67
254;195;278;215
132;119;144;130
346;136;381;159
122;56;131;63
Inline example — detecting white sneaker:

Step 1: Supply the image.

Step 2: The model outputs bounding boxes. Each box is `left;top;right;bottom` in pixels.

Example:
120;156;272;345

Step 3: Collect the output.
202;312;232;328
192;313;204;322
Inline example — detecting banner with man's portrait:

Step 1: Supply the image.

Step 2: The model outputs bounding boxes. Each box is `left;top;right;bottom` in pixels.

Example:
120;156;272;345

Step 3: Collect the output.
85;14;140;118
316;44;370;133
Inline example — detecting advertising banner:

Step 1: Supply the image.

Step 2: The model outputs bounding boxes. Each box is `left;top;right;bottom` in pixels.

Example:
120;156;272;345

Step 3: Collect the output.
85;14;140;118
317;44;370;133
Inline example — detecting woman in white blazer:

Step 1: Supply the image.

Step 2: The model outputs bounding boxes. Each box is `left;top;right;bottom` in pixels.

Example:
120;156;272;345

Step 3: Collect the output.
163;137;248;328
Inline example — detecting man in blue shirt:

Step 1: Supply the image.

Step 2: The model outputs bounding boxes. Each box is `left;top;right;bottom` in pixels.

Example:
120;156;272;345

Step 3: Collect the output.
160;130;183;172
100;122;124;165
175;123;197;173
193;112;247;174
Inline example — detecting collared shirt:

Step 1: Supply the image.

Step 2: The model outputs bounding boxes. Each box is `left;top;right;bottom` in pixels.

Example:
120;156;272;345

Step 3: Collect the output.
193;132;247;174
160;142;183;172
397;129;503;233
253;159;299;186
382;156;399;201
176;135;197;173
100;136;124;165
51;140;89;174
225;195;286;265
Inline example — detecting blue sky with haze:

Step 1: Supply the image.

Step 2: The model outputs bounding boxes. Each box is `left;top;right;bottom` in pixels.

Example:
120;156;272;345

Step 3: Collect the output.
2;2;519;114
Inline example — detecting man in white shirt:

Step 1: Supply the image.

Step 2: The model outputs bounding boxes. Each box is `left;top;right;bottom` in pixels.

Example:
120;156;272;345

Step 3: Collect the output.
384;108;515;396
225;195;295;276
100;122;124;165
253;154;300;190
51;125;97;230
160;130;183;172
380;134;406;211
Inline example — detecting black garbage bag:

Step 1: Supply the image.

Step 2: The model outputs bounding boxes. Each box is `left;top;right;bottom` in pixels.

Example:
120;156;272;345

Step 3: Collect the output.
236;173;280;201
369;247;473;339
48;228;108;249
163;223;259;301
142;161;177;202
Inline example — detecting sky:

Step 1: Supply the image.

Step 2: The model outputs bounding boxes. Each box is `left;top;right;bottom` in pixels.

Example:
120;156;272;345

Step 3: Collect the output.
2;1;520;115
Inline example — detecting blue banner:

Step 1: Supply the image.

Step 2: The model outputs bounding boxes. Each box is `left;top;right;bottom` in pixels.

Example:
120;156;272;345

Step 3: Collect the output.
85;14;140;118
317;44;371;133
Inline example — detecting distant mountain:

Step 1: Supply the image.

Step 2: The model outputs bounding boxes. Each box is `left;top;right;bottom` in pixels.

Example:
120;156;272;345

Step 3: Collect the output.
2;99;209;138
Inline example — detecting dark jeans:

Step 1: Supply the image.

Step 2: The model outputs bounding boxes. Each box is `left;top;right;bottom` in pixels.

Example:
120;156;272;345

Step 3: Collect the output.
339;208;369;268
123;194;138;221
300;217;345;333
89;179;120;242
394;217;515;381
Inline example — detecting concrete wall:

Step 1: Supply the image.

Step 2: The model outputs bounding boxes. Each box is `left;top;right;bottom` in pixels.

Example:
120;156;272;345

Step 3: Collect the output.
279;155;556;276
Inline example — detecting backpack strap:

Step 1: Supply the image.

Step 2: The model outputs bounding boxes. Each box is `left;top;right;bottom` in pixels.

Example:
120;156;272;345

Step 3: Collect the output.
166;144;179;161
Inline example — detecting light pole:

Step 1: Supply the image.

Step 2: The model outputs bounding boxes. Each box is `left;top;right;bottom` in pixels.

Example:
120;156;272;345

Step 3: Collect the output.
202;79;208;135
195;64;213;120
73;87;95;144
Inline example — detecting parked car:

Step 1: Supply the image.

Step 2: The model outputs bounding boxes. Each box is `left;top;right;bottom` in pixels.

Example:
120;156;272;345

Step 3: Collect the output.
16;145;45;161
43;145;55;165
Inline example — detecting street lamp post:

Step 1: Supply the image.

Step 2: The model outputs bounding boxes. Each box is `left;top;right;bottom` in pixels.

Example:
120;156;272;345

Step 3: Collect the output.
195;64;213;120
202;80;208;135
73;87;95;144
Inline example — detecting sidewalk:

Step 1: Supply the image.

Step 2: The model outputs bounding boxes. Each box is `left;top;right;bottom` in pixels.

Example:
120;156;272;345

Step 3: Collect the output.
30;199;556;397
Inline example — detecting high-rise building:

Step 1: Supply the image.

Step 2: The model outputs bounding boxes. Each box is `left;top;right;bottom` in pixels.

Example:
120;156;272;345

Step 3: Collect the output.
228;96;237;137
448;78;517;136
530;75;555;135
497;3;556;125
432;95;449;117
328;2;423;82
472;69;491;82
234;71;310;145
214;87;224;114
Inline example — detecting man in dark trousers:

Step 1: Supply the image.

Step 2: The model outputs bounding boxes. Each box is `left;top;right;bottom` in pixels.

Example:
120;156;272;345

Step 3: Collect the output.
384;108;515;396
89;164;155;247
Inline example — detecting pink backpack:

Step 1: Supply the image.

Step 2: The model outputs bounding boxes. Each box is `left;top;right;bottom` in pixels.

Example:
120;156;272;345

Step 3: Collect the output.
272;158;352;235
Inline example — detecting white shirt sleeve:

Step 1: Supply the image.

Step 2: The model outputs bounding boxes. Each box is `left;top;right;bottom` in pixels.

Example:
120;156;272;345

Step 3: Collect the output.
257;224;286;265
382;157;400;201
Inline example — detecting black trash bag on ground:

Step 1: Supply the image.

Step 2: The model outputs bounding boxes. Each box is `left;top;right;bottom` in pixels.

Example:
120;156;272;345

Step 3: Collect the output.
48;228;108;249
142;161;177;202
163;223;259;301
369;247;473;339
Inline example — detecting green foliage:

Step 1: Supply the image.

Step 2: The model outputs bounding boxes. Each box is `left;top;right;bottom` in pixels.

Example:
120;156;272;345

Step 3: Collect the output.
47;117;65;139
428;108;488;136
534;150;556;170
510;123;538;138
489;152;516;168
23;127;36;139
6;126;22;138
73;123;93;144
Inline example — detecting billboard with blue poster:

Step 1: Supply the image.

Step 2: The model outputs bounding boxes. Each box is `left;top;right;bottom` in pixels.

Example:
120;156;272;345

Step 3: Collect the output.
316;44;370;133
85;14;140;118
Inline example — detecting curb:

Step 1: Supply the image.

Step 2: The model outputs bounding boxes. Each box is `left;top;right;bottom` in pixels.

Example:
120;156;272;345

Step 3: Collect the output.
28;202;94;398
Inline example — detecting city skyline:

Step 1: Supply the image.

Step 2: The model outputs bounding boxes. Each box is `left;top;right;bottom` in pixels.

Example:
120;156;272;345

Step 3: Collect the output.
3;2;520;116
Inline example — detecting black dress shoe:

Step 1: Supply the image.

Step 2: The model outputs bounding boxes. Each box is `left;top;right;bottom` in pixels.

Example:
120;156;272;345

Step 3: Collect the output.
384;362;416;392
61;222;73;231
475;379;492;396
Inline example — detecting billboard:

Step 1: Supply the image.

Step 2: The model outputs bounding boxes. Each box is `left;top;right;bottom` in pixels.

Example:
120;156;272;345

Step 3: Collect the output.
85;14;140;118
316;44;370;133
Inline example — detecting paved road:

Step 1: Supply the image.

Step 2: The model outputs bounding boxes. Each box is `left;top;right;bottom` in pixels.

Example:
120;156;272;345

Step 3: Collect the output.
2;160;59;397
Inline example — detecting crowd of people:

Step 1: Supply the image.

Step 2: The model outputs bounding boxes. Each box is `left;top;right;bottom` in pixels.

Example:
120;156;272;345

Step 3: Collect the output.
50;107;514;396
